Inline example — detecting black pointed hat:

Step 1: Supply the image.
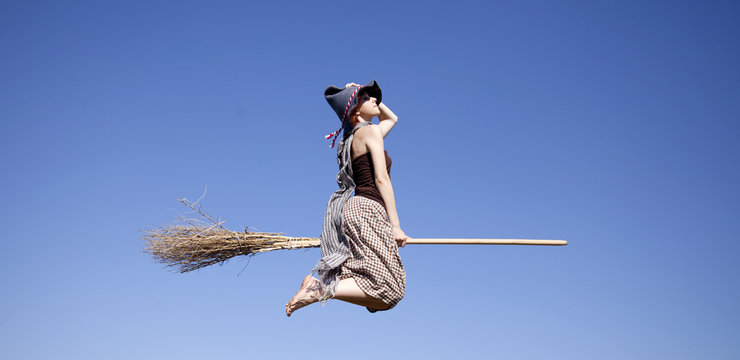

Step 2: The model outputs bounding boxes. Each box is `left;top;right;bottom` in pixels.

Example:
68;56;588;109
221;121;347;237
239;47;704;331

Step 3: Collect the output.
323;80;382;122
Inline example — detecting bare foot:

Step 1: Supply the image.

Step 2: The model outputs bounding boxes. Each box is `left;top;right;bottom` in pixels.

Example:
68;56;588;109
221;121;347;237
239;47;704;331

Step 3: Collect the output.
285;275;323;317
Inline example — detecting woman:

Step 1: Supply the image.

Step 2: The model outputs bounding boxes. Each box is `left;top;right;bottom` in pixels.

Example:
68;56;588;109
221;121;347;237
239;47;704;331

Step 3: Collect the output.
286;80;411;316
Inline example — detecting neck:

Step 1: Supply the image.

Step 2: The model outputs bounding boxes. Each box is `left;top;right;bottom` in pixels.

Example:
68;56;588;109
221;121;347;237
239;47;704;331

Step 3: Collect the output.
356;115;373;124
344;119;371;134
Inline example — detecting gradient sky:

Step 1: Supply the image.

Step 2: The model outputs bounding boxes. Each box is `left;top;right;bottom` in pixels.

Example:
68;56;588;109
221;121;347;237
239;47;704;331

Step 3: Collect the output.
1;1;738;359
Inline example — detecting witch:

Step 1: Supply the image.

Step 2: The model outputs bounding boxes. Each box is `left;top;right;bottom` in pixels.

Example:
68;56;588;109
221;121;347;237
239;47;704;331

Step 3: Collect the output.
286;80;411;316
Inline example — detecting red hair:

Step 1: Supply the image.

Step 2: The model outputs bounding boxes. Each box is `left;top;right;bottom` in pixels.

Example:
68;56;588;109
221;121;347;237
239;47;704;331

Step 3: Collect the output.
324;91;372;148
346;93;372;127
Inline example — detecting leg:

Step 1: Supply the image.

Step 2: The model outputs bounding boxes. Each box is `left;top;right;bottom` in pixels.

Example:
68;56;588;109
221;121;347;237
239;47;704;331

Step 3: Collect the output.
333;277;390;310
285;276;390;317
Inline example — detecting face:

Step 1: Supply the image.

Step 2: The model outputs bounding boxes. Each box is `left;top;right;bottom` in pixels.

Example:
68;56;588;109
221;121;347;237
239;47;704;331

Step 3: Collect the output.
356;93;380;119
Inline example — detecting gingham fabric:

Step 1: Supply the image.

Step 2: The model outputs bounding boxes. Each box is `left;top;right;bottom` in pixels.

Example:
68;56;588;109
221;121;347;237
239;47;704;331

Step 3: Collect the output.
339;195;406;312
312;121;372;299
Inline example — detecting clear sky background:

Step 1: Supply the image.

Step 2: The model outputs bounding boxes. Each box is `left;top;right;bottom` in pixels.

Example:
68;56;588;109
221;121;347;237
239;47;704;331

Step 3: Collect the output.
1;0;738;359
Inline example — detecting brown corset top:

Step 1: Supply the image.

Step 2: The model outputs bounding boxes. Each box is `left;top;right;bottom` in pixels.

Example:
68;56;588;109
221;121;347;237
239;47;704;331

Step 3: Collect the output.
351;150;391;207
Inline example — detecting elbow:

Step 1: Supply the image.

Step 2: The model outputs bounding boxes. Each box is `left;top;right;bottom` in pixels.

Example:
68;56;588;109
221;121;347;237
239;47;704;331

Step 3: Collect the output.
375;174;391;188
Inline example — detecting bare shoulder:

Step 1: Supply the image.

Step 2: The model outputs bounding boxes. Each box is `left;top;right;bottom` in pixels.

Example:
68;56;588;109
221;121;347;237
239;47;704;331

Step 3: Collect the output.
355;124;383;140
352;125;383;157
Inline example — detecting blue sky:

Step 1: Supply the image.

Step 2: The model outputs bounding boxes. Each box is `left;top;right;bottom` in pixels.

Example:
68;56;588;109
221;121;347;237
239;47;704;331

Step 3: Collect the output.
1;0;738;358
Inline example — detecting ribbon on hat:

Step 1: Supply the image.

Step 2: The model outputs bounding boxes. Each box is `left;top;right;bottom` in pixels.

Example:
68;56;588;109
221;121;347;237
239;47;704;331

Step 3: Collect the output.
324;126;343;148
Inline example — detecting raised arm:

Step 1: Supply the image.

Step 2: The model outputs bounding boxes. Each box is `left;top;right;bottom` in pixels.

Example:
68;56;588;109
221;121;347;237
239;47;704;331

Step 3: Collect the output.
343;82;398;138
363;124;409;247
377;102;398;138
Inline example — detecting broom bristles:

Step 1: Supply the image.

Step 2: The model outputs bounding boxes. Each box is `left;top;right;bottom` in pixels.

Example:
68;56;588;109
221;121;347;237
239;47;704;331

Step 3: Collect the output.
142;217;319;273
142;194;320;273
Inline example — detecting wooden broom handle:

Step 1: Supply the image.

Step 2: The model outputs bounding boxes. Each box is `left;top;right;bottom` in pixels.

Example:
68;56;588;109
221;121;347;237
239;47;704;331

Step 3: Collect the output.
405;238;567;246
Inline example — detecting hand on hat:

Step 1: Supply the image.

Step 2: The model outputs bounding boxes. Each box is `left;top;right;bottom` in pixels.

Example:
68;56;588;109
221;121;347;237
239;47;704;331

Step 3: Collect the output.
344;82;361;88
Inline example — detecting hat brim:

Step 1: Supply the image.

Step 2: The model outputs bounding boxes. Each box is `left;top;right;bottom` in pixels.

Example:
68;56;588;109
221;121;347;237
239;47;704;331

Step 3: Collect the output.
357;80;382;105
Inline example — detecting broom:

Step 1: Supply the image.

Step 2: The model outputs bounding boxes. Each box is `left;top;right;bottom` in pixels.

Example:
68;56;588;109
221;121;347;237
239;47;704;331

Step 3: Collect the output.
142;198;567;273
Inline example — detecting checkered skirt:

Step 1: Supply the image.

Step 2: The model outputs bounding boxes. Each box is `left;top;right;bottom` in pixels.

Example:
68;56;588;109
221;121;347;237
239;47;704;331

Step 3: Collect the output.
339;195;406;312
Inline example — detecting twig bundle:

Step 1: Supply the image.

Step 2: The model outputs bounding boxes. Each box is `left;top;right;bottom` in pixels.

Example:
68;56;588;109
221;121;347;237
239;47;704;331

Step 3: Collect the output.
142;197;319;273
142;221;319;273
